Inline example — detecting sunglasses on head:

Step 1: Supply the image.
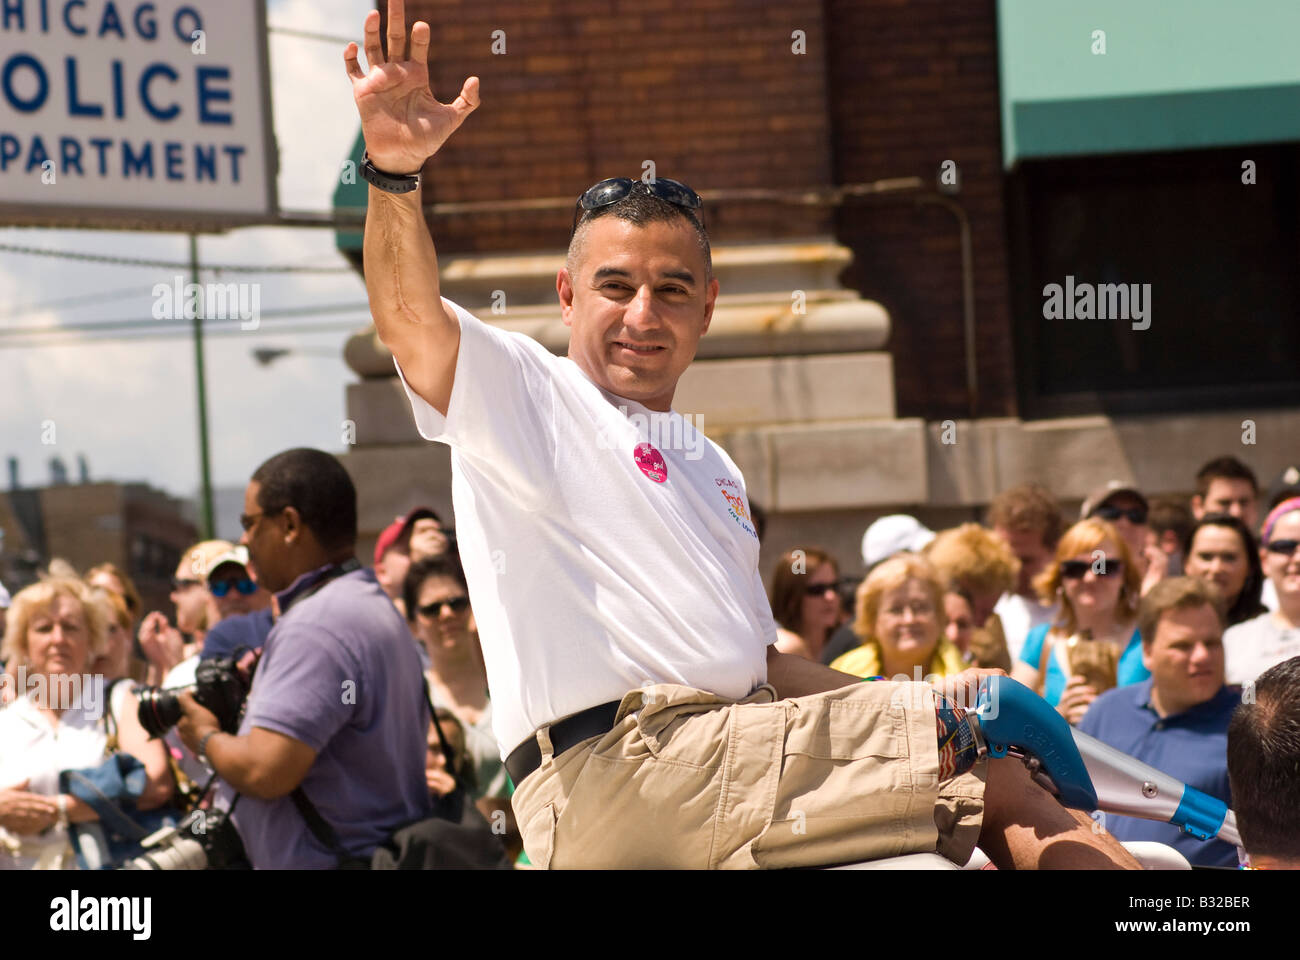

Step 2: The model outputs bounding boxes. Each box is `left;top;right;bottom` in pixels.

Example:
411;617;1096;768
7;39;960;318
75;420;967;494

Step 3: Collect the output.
418;596;470;618
210;577;258;598
1060;558;1123;579
1265;539;1300;557
1093;505;1148;525
570;177;702;240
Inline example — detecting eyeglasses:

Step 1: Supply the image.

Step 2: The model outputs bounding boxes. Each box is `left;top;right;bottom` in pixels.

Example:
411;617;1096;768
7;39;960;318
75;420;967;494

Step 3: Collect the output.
418;596;471;618
804;582;839;597
571;177;702;240
239;507;284;533
1265;539;1300;557
1093;505;1148;525
1060;558;1123;579
210;578;258;598
171;577;203;591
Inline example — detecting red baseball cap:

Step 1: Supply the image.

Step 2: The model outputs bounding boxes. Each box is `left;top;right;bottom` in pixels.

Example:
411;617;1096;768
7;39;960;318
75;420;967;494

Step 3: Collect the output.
373;507;441;565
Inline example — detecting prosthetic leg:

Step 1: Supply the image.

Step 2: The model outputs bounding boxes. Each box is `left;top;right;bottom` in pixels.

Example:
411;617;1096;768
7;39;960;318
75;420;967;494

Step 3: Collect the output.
970;675;1240;847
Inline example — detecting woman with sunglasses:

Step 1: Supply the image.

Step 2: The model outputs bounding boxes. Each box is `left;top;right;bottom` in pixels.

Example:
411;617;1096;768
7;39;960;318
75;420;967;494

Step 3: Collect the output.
768;547;843;662
1222;498;1300;685
1011;518;1149;724
1181;514;1266;628
403;555;507;801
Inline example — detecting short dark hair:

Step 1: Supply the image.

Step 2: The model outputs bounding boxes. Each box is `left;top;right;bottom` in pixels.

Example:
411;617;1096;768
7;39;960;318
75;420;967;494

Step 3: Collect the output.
1148;498;1194;543
1137;575;1226;648
1196;456;1258;499
1180;514;1266;626
403;553;469;623
1228;656;1300;861
566;182;713;281
251;449;357;553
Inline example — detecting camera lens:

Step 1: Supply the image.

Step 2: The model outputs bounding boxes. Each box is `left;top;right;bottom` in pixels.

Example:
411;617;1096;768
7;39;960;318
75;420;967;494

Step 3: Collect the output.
136;686;187;739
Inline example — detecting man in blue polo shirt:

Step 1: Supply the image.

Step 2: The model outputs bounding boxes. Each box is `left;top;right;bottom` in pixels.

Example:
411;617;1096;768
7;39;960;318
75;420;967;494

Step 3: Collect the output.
1079;576;1240;866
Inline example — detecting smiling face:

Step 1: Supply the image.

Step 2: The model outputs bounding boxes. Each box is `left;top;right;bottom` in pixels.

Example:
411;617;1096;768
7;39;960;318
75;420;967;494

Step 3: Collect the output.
874;578;941;670
414;575;473;653
1062;537;1126;620
1262;511;1300;600
1185;525;1248;603
559;216;718;412
1143;602;1224;716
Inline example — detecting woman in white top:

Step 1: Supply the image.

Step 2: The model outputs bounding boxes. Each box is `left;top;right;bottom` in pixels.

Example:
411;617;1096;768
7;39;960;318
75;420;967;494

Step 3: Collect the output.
0;578;172;869
1223;498;1300;685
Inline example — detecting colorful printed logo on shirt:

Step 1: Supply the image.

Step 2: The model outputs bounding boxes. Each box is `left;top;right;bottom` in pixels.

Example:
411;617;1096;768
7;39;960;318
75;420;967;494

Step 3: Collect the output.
633;442;668;483
715;478;757;539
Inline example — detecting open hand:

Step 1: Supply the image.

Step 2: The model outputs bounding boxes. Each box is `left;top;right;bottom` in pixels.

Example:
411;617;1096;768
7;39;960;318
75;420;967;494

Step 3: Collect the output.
343;0;480;175
0;781;59;835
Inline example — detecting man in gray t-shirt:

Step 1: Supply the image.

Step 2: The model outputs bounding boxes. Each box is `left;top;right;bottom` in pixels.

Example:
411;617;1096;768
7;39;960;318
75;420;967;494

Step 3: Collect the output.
178;449;430;868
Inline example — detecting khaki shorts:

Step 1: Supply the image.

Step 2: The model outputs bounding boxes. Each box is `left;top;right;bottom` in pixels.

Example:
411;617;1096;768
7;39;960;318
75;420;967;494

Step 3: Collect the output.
510;680;986;869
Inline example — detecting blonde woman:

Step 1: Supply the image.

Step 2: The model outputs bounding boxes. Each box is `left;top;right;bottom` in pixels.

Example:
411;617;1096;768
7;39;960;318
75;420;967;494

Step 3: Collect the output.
830;554;967;681
0;579;172;869
1011;518;1149;724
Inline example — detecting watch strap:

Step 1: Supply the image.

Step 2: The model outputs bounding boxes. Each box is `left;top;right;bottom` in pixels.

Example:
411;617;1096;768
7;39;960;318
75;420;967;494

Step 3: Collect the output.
361;153;421;194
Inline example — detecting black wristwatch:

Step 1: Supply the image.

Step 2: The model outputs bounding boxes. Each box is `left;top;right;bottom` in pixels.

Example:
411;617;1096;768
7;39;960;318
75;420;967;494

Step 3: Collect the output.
360;153;421;194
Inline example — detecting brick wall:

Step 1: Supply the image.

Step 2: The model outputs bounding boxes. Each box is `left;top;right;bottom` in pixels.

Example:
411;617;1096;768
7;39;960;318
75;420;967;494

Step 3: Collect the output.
825;0;1015;418
396;0;835;249
388;0;1017;417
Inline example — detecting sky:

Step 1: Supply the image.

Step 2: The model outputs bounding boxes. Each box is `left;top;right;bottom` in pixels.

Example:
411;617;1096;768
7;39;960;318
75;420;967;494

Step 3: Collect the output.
1;0;377;526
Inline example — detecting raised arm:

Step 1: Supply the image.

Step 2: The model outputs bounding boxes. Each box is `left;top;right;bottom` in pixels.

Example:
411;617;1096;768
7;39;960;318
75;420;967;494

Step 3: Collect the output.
344;0;480;415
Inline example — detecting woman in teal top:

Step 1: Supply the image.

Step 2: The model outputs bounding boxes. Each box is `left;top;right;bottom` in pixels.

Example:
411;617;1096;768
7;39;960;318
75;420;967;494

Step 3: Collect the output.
1019;622;1148;707
1011;518;1149;723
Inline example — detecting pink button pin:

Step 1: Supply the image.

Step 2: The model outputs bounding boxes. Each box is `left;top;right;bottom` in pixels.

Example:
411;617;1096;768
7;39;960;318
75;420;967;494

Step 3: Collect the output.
633;442;668;483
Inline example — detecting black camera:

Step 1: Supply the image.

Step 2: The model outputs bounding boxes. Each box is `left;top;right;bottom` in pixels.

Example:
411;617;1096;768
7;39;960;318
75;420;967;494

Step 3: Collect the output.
120;807;249;870
136;656;252;739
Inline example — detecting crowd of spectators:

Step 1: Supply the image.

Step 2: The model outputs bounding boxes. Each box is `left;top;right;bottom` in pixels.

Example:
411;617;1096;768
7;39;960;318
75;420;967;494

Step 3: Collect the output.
766;454;1300;867
0;450;1298;869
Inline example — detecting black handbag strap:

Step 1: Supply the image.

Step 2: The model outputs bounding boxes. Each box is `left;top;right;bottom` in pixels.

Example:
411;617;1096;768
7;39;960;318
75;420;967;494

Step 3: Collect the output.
290;675;453;866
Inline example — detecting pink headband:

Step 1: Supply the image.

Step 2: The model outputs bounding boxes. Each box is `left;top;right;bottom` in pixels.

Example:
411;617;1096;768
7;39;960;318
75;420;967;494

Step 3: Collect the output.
1261;497;1300;544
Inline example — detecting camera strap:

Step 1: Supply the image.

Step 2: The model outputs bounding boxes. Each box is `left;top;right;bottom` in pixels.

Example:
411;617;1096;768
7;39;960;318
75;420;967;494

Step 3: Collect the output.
290;677;451;867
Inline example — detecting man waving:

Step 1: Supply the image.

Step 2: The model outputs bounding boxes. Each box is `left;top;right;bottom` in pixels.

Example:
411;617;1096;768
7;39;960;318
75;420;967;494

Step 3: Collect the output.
344;0;1137;870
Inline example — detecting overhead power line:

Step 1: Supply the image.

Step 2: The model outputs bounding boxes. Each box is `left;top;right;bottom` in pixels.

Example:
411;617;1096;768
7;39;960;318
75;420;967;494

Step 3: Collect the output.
268;25;359;45
0;285;154;319
0;243;356;274
0;319;367;349
0;301;373;340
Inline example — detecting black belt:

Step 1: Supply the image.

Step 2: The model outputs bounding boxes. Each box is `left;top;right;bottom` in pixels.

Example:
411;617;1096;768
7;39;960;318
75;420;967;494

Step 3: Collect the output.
506;700;622;786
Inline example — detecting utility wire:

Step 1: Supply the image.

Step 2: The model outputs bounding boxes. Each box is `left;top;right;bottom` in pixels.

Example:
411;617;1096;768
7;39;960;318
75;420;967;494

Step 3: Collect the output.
0;243;356;274
0;301;373;339
0;286;154;319
268;25;358;45
0;320;366;348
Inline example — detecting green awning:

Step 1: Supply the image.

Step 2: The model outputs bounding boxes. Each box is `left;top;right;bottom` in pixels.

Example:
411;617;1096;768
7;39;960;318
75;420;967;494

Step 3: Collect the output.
998;0;1300;167
334;128;366;259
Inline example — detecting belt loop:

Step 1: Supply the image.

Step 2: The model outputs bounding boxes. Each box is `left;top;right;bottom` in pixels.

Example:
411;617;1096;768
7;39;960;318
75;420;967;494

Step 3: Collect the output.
536;724;555;765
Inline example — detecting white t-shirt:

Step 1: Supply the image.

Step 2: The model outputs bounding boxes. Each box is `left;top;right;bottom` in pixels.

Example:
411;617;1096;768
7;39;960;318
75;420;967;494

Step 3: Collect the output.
1260;578;1278;612
994;593;1058;664
397;298;776;754
1222;611;1300;686
0;690;107;869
